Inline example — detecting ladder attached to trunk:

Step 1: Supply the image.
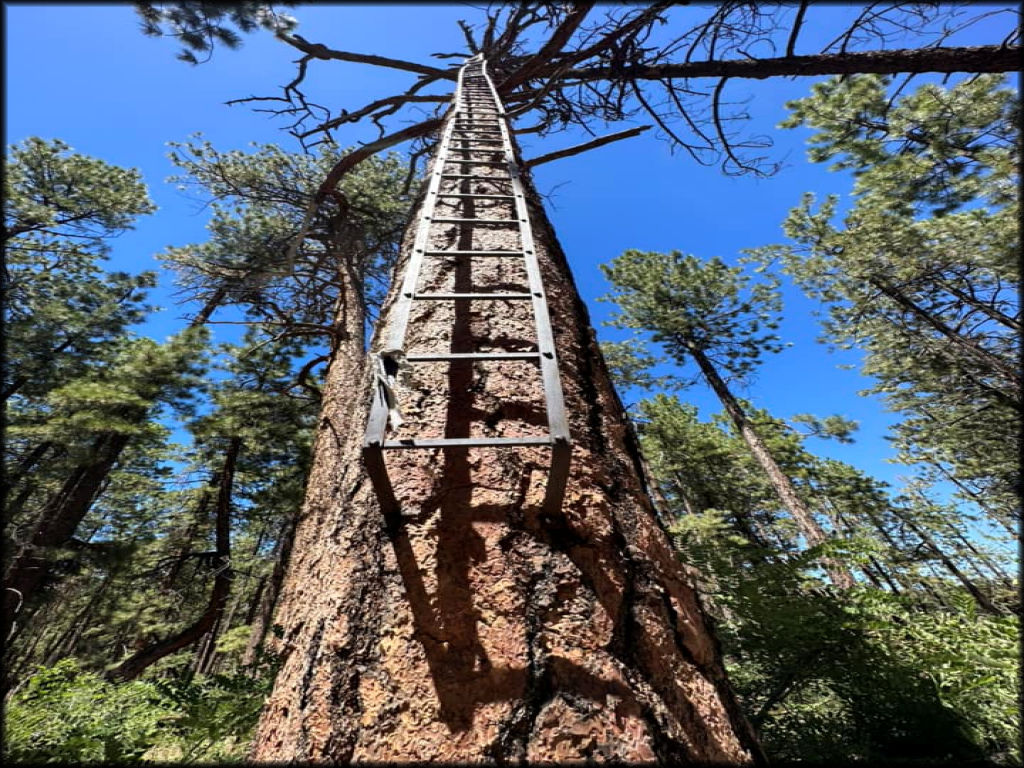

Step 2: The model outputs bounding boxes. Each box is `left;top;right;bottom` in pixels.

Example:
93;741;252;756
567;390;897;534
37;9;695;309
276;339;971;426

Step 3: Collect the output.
362;55;571;515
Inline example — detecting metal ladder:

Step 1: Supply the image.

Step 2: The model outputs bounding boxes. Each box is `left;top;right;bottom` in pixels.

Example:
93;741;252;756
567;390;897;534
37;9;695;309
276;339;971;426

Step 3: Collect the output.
362;54;571;515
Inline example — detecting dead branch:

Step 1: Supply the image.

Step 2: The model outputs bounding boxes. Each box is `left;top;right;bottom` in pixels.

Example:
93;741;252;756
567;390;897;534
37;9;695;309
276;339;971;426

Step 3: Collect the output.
786;1;809;58
498;2;596;92
315;117;444;202
298;93;450;139
550;2;674;70
279;32;458;80
559;44;1021;83
523;124;652;168
458;20;480;54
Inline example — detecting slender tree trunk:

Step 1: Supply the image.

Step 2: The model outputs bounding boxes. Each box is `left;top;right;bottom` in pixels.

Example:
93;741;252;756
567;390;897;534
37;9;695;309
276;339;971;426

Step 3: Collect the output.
868;555;903;595
43;576;111;665
869;277;1021;401
162;509;205;592
684;343;855;590
193;615;221;676
2;303;222;645
242;517;297;668
925;458;1019;533
106;436;241;682
251;111;762;762
935;276;1021;333
942;523;1012;585
2;431;131;641
245;576;268;625
897;511;1003;616
202;588;245;674
4;440;55;492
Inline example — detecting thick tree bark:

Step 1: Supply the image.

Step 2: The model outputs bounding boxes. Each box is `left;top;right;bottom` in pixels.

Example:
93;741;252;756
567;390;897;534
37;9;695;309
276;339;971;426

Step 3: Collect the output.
251;106;763;762
684;343;855;590
106;436;241;682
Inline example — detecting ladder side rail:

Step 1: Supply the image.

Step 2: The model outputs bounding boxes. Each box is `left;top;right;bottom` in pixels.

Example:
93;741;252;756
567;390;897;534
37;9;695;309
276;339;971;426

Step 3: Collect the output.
364;62;464;458
480;59;572;512
381;73;465;357
479;60;570;446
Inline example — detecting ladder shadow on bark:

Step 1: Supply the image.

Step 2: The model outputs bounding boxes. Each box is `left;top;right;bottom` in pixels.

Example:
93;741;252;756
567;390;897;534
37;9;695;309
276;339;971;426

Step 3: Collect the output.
380;486;646;736
375;213;644;734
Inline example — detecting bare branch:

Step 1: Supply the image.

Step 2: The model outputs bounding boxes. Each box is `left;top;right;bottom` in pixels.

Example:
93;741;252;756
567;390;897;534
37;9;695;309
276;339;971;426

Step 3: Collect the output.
555;2;673;68
505;66;572;119
498;2;596;93
712;77;762;176
786;1;809;58
559;44;1021;83
524;124;652;168
458;19;480;54
297;93;450;139
315;118;444;202
279;32;458;80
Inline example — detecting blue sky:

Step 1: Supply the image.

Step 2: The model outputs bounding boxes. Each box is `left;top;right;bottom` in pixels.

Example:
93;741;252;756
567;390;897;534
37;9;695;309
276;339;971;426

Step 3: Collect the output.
4;3;1015;495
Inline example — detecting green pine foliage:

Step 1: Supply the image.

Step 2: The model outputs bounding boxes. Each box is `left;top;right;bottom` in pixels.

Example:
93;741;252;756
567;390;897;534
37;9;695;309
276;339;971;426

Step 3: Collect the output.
3;62;1017;768
760;73;1020;536
4;656;279;763
3;131;410;760
598;73;1019;764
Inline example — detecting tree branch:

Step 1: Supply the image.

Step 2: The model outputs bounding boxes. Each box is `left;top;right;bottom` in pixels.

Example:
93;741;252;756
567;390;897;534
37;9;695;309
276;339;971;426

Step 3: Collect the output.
786;1;809;58
498;2;597;93
524;124;652;168
278;33;458;80
297;93;450;139
559;44;1021;82
458;19;480;54
315;117;444;202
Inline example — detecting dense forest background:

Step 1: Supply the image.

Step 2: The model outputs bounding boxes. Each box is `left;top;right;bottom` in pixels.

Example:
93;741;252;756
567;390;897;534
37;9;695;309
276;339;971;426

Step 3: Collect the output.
3;3;1020;764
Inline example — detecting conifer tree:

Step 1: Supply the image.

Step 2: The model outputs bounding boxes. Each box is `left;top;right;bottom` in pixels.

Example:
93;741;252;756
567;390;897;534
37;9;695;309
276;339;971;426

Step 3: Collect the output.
602;251;855;589
761;74;1020;534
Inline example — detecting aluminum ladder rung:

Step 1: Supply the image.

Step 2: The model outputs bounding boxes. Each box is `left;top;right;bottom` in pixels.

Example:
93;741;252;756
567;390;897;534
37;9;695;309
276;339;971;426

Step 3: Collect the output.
382;436;553;450
364;53;570;518
429;217;521;224
434;193;516;200
412;292;533;300
439;174;512;180
423;249;524;256
405;352;540;362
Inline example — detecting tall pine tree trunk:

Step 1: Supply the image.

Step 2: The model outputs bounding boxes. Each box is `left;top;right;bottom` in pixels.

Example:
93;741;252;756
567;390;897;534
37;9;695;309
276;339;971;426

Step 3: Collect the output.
896;509;1003;616
250;116;762;763
684;342;855;590
242;515;296;667
3;431;131;643
2;297;222;645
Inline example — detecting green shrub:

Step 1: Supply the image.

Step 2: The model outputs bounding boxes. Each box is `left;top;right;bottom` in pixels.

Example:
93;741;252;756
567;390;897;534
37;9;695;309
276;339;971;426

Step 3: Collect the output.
4;653;279;763
4;659;169;763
